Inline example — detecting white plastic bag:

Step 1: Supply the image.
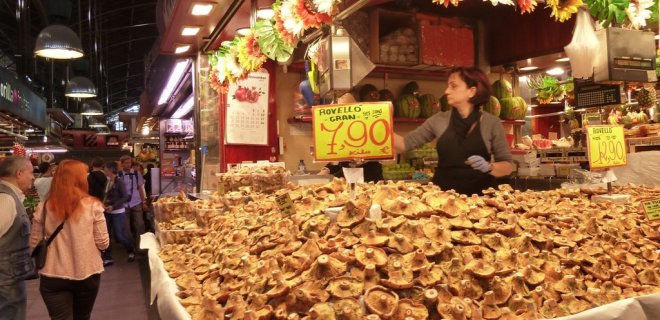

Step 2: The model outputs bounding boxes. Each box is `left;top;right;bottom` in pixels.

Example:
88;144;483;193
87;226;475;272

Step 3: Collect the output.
564;9;600;79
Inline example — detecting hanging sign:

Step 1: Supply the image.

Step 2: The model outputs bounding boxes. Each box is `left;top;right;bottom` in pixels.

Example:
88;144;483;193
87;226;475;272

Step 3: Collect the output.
642;199;660;220
312;102;394;162
585;125;627;170
0;67;47;129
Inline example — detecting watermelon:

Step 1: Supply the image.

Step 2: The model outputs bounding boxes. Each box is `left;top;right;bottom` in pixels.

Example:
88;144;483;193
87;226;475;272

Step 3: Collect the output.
395;94;421;118
419;94;440;118
440;94;451;112
359;84;379;102
492;79;513;100
482;96;501;117
379;89;394;103
401;81;420;96
499;96;527;120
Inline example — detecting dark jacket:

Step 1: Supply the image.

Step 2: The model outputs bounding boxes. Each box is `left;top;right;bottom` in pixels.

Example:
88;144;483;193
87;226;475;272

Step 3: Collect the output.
87;170;107;201
104;176;129;211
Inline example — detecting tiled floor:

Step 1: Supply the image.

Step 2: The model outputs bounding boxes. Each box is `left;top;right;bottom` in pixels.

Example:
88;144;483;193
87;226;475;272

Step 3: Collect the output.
26;244;158;320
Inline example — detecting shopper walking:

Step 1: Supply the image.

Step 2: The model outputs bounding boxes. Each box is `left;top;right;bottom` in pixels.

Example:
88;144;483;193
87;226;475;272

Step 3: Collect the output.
34;162;56;201
394;66;513;195
87;157;107;202
118;155;149;245
102;161;135;265
29;159;109;320
0;156;36;320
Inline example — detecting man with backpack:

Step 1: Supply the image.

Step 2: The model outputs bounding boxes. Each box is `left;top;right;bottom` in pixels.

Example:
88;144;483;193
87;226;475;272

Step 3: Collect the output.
118;155;150;248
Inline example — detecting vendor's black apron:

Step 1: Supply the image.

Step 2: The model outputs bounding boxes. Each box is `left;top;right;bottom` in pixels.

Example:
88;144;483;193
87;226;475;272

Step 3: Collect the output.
432;120;496;195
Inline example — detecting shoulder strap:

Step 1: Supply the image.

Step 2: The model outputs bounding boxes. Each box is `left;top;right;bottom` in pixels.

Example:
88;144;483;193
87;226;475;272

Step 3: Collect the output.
42;200;66;246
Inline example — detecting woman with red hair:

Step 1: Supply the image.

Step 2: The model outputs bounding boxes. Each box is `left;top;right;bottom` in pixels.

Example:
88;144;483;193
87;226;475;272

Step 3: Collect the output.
29;159;109;320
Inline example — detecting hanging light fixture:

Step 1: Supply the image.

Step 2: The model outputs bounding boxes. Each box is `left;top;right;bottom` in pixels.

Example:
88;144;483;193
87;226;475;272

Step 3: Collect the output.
80;99;103;115
65;76;97;98
87;116;106;127
34;25;84;60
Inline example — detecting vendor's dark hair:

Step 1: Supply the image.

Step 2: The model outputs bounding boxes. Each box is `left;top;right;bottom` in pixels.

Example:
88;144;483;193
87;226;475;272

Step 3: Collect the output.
450;66;492;107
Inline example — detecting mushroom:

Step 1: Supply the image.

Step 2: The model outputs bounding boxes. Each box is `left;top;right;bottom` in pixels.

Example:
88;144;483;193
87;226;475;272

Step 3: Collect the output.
382;197;423;218
415;264;444;287
611;248;638;266
473;218;497;233
450;230;482;245
494;249;518;275
298;216;330;239
498;307;523;320
583;287;608;306
364;286;399;319
481;233;510;251
404;249;431;272
561;293;591;315
395;299;429;320
376;215;408;230
457;279;483;300
381;269;414;289
481;291;502;320
326;276;364;299
440;258;464;278
521;265;545;286
437;302;468;320
636;268;659;285
449;212;474;230
332;299;362;320
337;200;369;228
351;220;377;238
423;224;452;244
360;230;389;247
538;298;569;318
583;258;613;281
510;233;538;255
507;294;528;313
308;302;336;320
612;273;641;290
355;245;388;267
439;195;470;218
243;305;273;320
396;220;425;240
552;274;586;297
301;255;347;285
465;260;496;279
467;205;494;220
387;233;415;254
292;238;322;261
331;248;356;264
421;191;451;211
288;281;330;314
509;273;530;297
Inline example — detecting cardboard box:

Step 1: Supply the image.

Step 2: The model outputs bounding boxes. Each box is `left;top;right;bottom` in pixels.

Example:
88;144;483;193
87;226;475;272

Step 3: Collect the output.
518;167;540;177
539;163;556;176
555;163;581;178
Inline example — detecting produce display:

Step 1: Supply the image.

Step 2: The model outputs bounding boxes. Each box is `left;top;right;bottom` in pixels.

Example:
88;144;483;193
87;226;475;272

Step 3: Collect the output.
499;97;527;121
419;94;441;118
217;165;288;194
492;80;513;100
482;96;501;118
156;179;660;320
378;27;418;64
395;94;421;119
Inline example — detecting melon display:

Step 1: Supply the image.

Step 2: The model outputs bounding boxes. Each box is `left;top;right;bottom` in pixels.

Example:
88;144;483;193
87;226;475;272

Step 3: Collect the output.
637;87;657;109
492;79;513;100
379;89;394;103
482;96;501;117
419;94;440;118
395;94;421;118
359;84;380;102
499;96;527;120
401;81;420;96
439;94;451;112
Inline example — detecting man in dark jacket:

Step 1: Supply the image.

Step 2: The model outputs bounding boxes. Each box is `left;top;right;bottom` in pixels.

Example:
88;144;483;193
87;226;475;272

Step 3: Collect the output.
87;157;106;201
101;161;134;265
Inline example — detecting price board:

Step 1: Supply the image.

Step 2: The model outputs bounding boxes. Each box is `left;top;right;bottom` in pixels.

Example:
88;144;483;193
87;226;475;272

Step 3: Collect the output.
312;102;394;162
642;199;660;220
585;125;627;170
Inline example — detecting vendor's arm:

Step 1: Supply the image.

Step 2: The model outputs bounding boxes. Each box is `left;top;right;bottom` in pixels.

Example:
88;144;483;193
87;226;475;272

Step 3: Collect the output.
489;117;514;177
394;113;445;153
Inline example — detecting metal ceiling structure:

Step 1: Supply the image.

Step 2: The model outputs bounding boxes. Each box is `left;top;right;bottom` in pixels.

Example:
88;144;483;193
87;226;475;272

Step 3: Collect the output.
0;0;158;116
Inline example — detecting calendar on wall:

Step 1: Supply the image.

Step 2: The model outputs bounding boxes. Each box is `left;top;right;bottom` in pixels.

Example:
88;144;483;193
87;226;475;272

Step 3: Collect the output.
225;71;269;145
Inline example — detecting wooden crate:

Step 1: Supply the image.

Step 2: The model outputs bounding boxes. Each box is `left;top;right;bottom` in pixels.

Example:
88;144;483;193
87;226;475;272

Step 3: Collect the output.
369;8;419;65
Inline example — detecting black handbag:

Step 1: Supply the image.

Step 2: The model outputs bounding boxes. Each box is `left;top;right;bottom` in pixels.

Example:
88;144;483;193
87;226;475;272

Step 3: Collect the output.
31;201;65;270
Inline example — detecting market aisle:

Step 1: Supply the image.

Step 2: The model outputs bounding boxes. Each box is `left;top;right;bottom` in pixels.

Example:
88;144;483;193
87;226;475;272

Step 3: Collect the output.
26;245;157;319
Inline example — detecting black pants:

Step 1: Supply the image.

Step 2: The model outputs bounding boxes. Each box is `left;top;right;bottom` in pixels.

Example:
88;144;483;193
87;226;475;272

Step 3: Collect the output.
39;274;101;320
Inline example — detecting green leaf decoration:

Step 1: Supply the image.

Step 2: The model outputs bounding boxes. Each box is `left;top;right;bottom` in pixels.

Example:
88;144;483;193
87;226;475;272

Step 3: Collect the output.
254;19;294;63
583;0;630;27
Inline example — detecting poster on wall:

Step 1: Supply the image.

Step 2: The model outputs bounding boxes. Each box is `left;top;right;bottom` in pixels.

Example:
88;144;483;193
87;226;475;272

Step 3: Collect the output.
225;71;269;145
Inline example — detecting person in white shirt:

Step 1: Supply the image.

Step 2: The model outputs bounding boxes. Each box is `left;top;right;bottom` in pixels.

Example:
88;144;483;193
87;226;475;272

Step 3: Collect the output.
33;162;56;201
0;156;36;320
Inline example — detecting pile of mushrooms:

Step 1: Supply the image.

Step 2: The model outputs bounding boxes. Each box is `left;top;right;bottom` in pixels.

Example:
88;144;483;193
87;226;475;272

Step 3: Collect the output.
157;180;660;319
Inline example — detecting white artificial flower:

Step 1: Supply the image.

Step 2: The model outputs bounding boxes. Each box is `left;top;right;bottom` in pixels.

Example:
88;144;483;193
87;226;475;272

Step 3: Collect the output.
626;0;652;29
484;0;515;6
280;0;304;36
313;0;336;14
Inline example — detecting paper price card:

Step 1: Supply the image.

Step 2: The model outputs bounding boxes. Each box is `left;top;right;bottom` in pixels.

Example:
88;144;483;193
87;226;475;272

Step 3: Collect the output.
312;102;394;162
275;193;295;216
586;125;627;170
642;199;660;220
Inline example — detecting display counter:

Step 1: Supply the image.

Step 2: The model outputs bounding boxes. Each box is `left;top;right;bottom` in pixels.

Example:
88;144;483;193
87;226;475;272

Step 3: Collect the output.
145;178;660;319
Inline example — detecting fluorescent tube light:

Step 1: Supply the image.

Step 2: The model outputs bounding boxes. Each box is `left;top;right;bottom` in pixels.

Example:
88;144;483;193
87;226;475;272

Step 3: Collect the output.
181;27;200;36
191;3;214;16
546;67;565;75
520;66;539;71
174;44;191;54
171;95;194;119
157;60;190;105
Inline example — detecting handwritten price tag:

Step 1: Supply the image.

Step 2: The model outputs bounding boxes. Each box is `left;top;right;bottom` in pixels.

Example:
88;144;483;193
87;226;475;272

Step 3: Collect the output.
642;199;660;220
312;102;394;161
586;125;627;170
275;193;295;216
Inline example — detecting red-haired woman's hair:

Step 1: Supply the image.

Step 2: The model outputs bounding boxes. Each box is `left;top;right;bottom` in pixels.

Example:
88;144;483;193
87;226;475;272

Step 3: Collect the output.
46;159;95;221
450;66;492;107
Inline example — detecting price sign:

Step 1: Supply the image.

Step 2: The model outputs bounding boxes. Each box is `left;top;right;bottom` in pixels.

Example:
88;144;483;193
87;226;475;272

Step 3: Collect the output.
312;102;394;161
585;125;627;170
584;113;602;126
642;199;660;220
275;193;295;216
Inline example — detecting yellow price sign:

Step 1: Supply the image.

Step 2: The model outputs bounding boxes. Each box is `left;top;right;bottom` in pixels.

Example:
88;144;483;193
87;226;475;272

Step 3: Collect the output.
275;193;295;216
642;199;660;220
585;125;627;170
312;102;394;162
